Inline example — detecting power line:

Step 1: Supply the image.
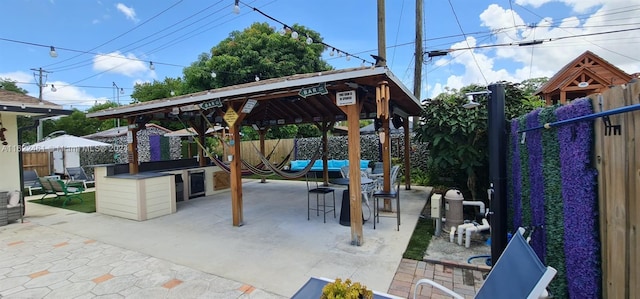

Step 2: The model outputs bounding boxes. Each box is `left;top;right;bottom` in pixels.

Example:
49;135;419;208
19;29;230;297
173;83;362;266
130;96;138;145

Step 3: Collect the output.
43;1;184;70
47;1;224;73
447;0;488;85
511;2;638;62
246;3;376;66
0;37;186;68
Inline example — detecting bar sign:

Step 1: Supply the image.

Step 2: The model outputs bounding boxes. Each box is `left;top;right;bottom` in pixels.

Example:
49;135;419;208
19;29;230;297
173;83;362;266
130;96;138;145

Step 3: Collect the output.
336;90;356;106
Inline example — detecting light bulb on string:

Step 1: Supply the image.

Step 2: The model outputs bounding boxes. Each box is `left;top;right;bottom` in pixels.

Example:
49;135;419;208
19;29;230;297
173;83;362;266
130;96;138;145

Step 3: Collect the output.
330;48;335;56
346;55;350;61
170;90;176;96
305;35;313;45
255;75;260;82
361;60;365;67
119;88;125;95
279;27;286;36
149;61;155;70
50;84;57;92
211;71;217;78
291;31;298;40
233;0;240;14
49;46;58;58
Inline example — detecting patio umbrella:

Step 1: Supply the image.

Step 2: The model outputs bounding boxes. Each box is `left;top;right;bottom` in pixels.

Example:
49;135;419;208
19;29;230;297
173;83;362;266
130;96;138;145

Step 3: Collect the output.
22;135;111;175
23;134;111;152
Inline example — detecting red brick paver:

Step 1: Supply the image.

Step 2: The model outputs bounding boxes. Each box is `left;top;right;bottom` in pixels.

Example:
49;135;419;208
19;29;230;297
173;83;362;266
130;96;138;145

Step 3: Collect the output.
389;258;489;299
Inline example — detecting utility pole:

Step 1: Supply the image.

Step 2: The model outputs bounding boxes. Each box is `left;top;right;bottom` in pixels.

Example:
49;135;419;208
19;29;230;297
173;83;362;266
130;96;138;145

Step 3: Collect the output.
413;0;423;100
31;67;52;141
377;0;386;67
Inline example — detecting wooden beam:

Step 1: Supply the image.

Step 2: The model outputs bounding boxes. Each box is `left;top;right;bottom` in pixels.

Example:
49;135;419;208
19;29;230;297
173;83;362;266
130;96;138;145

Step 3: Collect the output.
259;129;267;183
377;81;392;210
346;100;364;246
127;118;139;174
321;121;330;186
225;104;247;227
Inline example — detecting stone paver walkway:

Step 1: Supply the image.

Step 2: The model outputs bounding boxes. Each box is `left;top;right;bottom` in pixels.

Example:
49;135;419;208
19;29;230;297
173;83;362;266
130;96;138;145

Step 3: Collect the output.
0;222;284;299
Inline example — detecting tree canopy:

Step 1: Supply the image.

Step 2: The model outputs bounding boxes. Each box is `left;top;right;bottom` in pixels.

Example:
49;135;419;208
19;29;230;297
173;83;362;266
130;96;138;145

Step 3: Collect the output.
131;22;332;139
414;80;546;199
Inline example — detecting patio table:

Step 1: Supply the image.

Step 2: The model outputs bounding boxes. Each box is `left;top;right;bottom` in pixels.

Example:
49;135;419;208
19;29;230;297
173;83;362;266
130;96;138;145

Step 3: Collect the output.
330;177;373;226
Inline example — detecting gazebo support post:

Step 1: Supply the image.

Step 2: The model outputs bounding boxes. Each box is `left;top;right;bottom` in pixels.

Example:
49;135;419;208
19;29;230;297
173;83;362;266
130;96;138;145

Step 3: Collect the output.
377;81;392;211
227;104;246;227
127;117;139;174
346;102;363;245
259;129;267;183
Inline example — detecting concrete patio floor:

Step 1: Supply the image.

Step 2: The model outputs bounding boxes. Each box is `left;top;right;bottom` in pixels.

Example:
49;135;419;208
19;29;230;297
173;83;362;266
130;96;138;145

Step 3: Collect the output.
13;178;431;297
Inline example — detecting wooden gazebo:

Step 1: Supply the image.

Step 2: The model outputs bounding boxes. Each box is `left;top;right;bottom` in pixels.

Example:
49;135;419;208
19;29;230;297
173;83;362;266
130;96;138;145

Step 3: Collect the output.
535;51;633;106
88;67;422;245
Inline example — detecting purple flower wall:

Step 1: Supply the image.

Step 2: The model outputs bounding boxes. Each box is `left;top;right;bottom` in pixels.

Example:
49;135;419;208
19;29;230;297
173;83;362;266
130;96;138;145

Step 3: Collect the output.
508;98;601;298
525;109;546;262
556;98;601;298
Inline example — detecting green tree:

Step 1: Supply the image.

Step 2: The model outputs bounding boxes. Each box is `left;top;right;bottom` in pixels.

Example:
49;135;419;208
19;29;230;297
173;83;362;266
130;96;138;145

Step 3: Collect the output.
0;78;29;94
131;77;185;103
50;109;104;137
414;81;544;200
183;22;332;91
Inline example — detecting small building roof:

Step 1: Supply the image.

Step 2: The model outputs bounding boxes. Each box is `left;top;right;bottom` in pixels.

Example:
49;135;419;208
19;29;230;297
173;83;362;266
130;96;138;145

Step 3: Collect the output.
0;89;72;116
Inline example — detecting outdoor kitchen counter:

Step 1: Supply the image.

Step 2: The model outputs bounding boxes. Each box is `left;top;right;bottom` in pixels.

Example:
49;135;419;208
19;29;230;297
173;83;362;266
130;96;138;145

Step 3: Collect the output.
92;164;224;221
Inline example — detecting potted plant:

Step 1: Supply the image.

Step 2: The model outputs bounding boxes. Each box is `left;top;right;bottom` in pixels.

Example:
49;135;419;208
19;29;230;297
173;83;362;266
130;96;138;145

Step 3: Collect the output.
321;278;373;299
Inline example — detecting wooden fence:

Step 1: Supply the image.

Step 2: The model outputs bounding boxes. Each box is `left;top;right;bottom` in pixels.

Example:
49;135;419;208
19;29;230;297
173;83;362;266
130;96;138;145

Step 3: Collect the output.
239;139;295;166
591;80;639;299
22;152;51;177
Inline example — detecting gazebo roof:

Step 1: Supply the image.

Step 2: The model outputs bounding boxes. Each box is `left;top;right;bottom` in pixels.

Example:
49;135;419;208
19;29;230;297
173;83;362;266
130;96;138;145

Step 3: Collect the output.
87;67;422;127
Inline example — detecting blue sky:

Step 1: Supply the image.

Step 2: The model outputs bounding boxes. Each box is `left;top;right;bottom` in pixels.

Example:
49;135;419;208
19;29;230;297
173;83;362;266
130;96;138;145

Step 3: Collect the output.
1;0;639;110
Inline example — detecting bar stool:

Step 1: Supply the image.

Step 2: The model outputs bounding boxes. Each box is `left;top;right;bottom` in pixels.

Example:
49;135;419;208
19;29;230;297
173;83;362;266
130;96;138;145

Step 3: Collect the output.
373;180;401;230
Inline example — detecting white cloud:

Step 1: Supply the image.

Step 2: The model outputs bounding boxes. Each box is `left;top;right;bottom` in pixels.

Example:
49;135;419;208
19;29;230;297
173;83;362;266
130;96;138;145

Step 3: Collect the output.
116;3;138;22
92;51;149;77
92;19;100;24
43;81;109;108
428;1;640;98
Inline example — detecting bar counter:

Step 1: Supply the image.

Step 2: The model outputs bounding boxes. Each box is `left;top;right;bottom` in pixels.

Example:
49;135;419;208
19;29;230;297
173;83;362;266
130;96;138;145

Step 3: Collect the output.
93;159;227;221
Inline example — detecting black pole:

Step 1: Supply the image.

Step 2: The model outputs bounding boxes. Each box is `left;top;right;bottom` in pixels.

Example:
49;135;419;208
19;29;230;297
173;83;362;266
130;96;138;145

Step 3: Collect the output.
488;83;508;264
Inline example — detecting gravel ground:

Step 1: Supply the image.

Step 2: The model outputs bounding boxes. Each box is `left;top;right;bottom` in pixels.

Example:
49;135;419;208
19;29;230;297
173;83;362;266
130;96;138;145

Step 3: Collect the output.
424;228;491;266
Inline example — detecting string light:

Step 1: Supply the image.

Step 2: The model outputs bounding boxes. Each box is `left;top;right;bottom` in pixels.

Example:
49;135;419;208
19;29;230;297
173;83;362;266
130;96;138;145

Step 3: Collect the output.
49;46;58;58
149;61;155;70
170;90;176;96
50;84;57;92
211;71;217;78
119;87;125;94
233;0;240;14
249;6;375;67
254;75;260;82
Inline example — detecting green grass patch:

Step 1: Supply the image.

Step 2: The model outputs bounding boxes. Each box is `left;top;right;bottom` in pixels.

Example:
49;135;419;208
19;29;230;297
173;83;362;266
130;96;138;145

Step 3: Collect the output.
29;192;96;213
403;216;435;261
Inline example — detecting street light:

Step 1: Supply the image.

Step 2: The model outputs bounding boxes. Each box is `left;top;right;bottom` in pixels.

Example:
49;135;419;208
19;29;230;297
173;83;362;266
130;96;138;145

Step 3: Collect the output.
463;85;508;265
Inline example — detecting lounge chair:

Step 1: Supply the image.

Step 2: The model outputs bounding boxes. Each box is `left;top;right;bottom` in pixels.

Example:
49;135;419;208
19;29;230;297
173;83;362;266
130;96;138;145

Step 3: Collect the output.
65;167;95;189
413;227;557;299
38;177;84;207
23;169;42;196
